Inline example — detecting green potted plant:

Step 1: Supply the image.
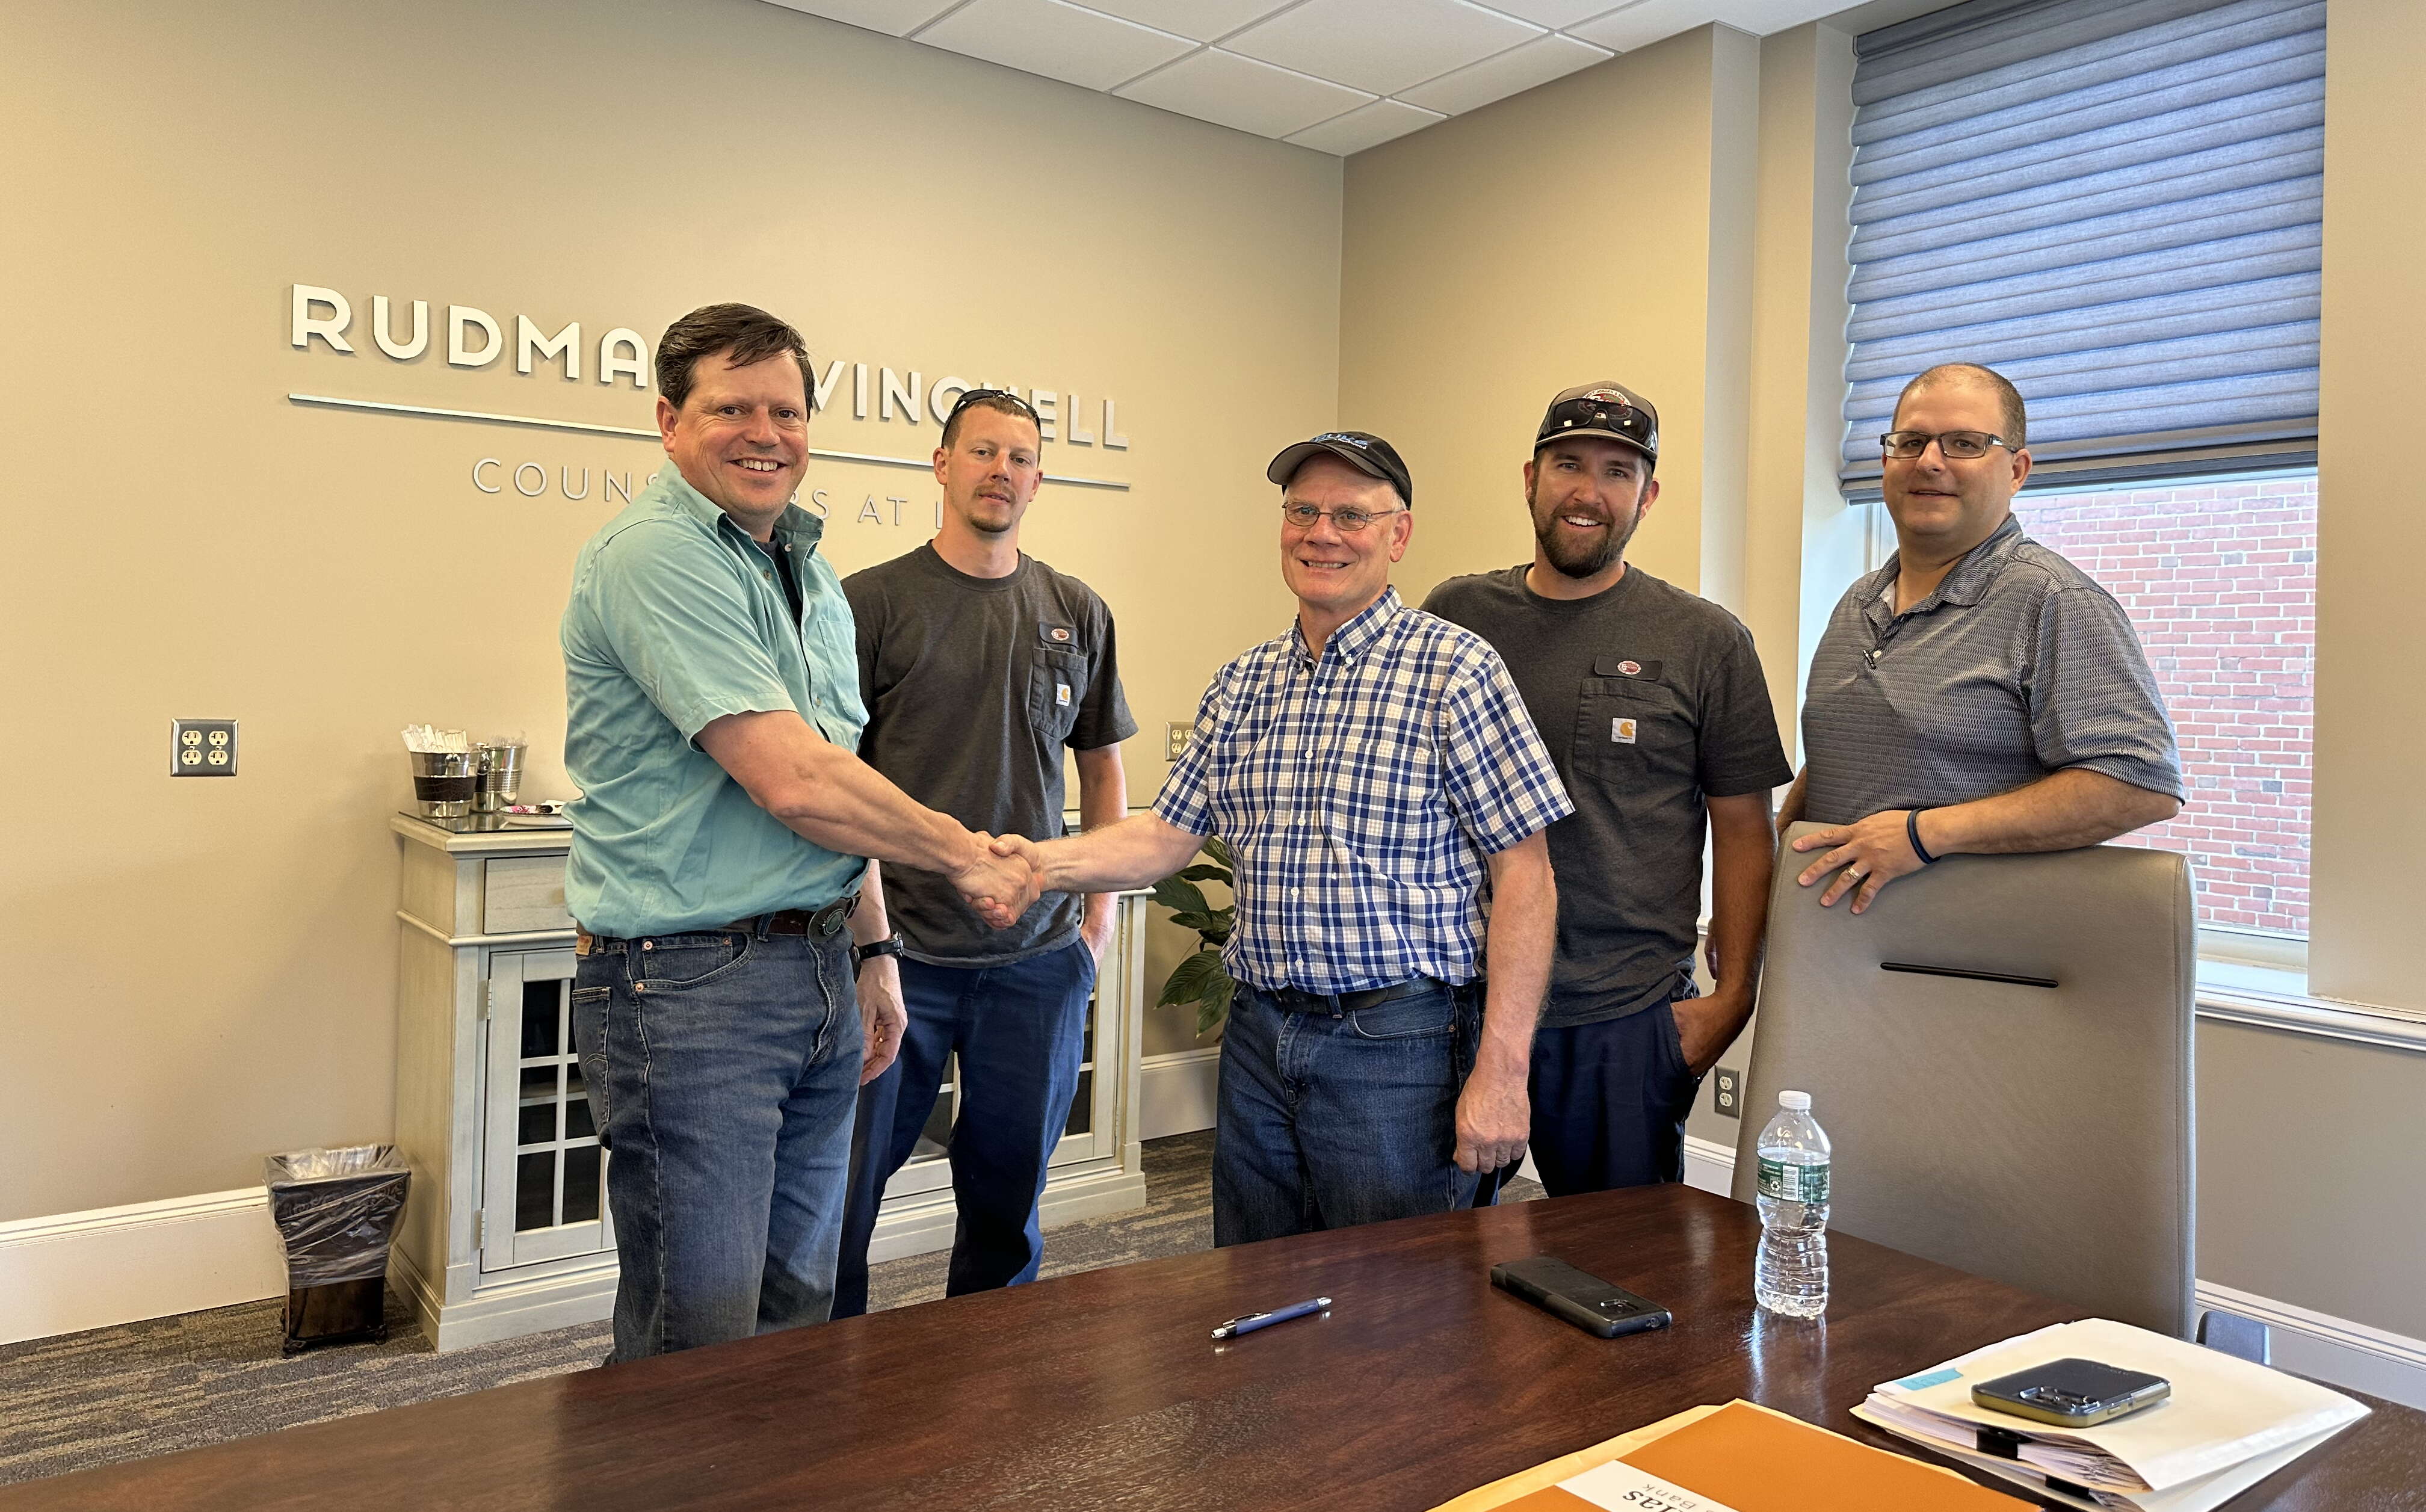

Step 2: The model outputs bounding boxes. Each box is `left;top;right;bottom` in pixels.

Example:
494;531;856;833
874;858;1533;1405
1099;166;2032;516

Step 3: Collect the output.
1151;836;1238;1035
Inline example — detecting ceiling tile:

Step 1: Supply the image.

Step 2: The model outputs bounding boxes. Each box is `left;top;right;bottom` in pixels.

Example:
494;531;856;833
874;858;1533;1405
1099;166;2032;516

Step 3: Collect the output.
1285;97;1447;154
1566;0;1717;51
1114;48;1375;138
756;0;961;37
1076;0;1299;43
1226;0;1543;98
914;0;1195;91
1471;0;1633;25
1705;0;1856;34
1395;31;1611;113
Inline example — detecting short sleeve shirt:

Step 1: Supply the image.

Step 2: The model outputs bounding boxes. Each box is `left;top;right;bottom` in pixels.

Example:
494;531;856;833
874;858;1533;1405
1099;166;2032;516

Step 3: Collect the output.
845;545;1137;966
560;467;868;937
1152;588;1573;995
1424;564;1793;1027
1801;516;2183;826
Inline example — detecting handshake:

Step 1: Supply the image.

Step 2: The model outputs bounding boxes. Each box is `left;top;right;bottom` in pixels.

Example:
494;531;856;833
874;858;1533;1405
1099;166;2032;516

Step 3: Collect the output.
953;832;1054;930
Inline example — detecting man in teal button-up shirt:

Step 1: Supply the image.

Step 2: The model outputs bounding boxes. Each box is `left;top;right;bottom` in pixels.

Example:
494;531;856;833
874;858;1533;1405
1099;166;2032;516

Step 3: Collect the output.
561;303;1042;1361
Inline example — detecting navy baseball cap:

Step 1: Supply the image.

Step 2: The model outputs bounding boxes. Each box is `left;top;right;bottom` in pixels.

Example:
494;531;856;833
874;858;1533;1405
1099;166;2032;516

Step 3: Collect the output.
1265;430;1413;506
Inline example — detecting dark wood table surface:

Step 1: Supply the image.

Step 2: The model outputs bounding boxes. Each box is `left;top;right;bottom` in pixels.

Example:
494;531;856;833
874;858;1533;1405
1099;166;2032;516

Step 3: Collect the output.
8;1185;2421;1510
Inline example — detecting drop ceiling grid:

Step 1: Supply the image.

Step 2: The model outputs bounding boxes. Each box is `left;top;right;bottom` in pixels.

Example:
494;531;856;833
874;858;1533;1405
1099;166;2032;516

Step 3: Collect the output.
761;0;1846;152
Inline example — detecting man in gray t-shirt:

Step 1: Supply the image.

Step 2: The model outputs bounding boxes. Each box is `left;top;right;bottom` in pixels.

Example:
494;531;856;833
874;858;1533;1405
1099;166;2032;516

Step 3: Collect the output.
1782;364;2181;911
1425;383;1792;1195
830;390;1135;1315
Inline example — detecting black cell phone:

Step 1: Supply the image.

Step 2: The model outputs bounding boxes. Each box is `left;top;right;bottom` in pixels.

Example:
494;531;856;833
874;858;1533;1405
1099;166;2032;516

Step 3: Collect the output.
1971;1358;2171;1428
1490;1255;1672;1339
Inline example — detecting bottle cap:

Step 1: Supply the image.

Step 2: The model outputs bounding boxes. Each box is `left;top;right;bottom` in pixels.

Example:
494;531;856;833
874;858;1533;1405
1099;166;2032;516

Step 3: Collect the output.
1779;1090;1811;1111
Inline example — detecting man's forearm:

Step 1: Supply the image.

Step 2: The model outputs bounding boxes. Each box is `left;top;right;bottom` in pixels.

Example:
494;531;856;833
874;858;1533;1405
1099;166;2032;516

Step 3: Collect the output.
1477;837;1555;1074
1074;744;1129;939
700;711;981;877
1922;768;2181;857
1701;795;1776;1043
1034;812;1202;895
848;859;892;946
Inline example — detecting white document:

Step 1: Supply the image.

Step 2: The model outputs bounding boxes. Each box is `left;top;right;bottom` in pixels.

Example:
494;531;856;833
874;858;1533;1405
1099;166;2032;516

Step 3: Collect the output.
1869;1319;2367;1493
1555;1461;1739;1512
1850;1401;2349;1512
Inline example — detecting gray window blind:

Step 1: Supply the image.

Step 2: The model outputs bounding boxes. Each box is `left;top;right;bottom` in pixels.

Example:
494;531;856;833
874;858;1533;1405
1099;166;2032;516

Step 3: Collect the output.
1842;0;2324;499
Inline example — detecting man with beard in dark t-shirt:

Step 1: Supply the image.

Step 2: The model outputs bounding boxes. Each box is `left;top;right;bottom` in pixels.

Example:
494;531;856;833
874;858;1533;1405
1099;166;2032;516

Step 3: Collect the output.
1424;383;1791;1194
830;389;1135;1313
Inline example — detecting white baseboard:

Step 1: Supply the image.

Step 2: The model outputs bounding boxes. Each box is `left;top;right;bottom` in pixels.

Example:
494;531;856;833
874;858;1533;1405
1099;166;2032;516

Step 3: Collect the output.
1682;1135;1737;1197
0;1188;285;1347
1141;1047;1220;1140
1670;1137;2426;1410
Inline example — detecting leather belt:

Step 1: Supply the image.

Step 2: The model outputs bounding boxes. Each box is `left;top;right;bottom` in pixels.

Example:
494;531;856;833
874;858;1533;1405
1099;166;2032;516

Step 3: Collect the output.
574;895;857;956
723;896;859;939
1265;976;1439;1016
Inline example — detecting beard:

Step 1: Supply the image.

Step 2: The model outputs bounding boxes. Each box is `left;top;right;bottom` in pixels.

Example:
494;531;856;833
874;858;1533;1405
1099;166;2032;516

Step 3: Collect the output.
1530;481;1638;579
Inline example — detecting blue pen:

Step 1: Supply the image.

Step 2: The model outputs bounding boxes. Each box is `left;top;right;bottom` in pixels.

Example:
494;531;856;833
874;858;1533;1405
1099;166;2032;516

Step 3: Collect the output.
1211;1296;1332;1340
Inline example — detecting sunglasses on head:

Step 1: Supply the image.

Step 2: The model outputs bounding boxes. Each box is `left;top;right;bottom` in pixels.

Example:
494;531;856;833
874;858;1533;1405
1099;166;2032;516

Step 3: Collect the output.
946;387;1041;425
1542;396;1654;443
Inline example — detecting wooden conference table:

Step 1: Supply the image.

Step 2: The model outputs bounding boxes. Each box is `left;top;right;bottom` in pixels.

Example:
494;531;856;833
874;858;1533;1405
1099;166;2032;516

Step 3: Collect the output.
8;1186;2421;1510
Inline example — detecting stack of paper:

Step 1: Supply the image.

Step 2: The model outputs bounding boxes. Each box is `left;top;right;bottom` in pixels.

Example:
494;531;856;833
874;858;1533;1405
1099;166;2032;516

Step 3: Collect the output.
1851;1318;2369;1511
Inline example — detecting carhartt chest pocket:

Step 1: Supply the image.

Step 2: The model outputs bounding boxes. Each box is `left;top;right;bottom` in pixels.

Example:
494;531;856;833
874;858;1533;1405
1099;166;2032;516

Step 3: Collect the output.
1573;662;1690;776
1028;621;1088;742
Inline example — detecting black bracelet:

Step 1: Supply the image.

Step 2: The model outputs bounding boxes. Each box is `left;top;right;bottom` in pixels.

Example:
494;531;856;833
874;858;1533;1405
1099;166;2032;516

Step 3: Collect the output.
1907;807;1939;865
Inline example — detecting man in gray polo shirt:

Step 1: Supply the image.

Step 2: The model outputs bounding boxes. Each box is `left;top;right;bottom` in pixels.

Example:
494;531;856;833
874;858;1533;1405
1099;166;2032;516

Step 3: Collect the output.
1782;363;2182;908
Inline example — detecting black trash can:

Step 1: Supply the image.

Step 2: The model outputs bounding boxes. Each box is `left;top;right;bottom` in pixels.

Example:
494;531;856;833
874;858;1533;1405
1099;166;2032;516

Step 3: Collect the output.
264;1144;411;1354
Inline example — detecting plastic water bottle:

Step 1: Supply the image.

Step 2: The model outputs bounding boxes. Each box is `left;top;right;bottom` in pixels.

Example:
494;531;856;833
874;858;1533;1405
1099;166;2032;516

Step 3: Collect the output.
1754;1090;1831;1318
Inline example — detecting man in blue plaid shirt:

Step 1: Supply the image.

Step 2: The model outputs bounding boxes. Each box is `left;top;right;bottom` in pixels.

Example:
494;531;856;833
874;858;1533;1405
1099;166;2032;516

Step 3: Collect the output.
995;431;1569;1243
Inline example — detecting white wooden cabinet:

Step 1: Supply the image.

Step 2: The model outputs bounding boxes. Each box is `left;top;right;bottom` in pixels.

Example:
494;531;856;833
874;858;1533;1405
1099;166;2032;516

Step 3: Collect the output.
389;814;1148;1351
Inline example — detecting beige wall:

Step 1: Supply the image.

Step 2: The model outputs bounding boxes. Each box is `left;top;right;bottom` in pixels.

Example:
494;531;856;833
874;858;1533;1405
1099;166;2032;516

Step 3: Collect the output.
1340;27;1747;609
0;0;1338;1221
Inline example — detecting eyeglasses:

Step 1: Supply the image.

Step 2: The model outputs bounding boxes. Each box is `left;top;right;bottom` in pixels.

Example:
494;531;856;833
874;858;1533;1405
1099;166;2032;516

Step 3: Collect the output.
947;387;1041;425
1880;429;2016;460
1281;504;1402;533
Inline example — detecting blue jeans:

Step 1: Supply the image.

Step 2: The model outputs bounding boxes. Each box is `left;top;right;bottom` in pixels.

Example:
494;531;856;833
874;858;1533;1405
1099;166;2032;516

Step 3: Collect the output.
829;938;1096;1318
570;925;861;1362
1212;979;1481;1246
1527;978;1703;1196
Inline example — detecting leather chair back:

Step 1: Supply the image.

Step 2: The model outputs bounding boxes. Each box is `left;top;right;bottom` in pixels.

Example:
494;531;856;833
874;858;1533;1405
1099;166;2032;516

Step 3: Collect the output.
1733;823;2196;1336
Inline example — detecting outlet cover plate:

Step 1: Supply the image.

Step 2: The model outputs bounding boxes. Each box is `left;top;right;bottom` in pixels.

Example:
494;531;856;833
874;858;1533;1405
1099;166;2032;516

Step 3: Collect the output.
1712;1067;1742;1119
1165;721;1191;761
171;718;239;776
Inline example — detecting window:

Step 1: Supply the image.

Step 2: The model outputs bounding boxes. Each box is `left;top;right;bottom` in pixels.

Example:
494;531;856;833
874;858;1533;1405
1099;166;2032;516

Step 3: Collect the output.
2012;474;2315;937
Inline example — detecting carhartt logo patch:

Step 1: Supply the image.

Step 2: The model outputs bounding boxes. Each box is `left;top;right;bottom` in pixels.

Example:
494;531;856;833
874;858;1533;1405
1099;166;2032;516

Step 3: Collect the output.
1057;683;1072;707
1617;659;1641;676
1611;718;1637;744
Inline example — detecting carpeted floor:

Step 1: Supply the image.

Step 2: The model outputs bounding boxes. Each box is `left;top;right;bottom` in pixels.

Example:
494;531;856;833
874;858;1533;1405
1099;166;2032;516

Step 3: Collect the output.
0;1132;1539;1487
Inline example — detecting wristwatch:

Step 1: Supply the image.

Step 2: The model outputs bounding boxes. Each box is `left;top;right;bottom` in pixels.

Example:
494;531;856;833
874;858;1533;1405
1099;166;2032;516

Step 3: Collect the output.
854;932;906;976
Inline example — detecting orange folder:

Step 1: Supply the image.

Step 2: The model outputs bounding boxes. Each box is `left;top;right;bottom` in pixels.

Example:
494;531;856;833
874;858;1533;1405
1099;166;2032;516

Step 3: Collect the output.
1490;1401;2028;1512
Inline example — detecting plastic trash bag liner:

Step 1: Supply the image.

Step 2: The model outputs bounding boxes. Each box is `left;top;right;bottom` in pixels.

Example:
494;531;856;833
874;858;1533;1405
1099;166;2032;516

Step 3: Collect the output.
263;1143;411;1286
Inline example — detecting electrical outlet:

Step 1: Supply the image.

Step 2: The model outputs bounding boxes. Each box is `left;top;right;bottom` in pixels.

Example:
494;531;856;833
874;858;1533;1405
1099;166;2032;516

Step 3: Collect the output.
171;718;239;776
1165;721;1191;761
1712;1067;1742;1119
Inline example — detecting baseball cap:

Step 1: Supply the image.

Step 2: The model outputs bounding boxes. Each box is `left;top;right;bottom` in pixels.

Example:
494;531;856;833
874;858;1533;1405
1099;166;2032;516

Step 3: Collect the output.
1534;383;1659;467
1265;430;1413;506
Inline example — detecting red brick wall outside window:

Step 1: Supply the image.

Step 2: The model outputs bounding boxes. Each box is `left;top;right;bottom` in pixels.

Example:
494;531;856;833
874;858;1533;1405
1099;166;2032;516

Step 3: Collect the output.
2010;475;2317;936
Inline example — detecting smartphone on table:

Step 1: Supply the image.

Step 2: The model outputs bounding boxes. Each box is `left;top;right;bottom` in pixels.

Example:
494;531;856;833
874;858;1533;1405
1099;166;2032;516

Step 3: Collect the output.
1490;1255;1672;1339
1971;1358;2171;1428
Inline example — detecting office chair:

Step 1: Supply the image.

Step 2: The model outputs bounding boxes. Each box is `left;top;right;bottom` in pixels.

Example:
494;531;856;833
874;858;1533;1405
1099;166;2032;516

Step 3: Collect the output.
1733;822;2197;1338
